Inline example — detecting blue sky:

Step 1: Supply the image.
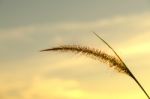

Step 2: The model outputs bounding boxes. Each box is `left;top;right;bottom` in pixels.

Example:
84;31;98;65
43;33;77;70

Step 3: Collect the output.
0;0;150;99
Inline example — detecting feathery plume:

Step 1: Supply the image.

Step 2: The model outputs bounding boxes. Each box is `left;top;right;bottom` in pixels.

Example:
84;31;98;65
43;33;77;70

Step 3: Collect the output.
41;33;150;99
41;45;130;75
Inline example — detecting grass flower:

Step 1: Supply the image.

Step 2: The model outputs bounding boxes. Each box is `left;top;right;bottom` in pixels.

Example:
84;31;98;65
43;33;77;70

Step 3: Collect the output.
41;32;150;99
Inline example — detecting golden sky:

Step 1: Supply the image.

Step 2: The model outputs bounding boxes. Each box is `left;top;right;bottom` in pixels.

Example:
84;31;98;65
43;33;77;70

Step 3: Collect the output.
0;0;150;99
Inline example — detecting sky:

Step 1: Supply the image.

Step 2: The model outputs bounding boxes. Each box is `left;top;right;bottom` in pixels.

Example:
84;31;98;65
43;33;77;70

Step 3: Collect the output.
0;0;150;99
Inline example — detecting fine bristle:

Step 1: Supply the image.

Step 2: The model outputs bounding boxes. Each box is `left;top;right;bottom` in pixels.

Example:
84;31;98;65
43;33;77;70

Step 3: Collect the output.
41;45;130;75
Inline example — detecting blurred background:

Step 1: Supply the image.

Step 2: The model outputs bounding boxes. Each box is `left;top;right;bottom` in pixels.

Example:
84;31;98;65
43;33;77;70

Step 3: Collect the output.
0;0;150;99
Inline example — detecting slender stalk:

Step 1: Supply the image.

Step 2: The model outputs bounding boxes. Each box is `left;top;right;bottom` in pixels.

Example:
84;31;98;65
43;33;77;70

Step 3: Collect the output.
92;32;150;99
132;75;150;99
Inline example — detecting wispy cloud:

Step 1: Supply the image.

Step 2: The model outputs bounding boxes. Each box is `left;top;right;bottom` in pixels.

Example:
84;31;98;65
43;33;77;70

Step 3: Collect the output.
0;12;150;40
117;31;150;57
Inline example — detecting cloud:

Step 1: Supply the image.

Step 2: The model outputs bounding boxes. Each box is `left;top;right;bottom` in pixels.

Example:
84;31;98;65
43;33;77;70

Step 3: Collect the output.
116;31;150;57
0;53;149;99
0;75;145;99
23;77;81;99
1;12;150;99
0;12;150;41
